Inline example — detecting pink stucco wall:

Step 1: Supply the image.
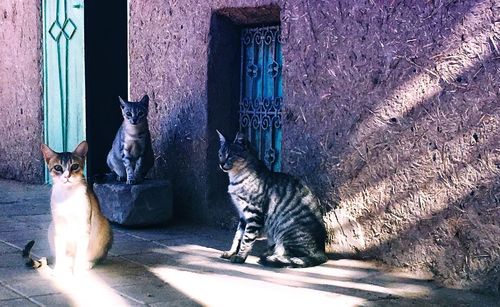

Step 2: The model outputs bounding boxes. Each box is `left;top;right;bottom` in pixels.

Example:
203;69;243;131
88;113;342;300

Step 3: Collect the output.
0;1;43;183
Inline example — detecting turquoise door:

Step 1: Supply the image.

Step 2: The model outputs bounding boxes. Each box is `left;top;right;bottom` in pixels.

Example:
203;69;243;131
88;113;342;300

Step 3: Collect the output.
43;0;86;182
240;26;283;171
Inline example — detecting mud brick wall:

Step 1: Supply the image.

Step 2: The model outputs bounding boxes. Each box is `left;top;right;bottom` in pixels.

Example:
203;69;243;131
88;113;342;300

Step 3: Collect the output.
131;0;499;293
0;1;43;183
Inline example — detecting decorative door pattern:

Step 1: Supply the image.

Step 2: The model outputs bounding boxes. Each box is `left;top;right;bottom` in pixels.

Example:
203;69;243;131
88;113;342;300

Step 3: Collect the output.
43;0;86;182
240;26;283;171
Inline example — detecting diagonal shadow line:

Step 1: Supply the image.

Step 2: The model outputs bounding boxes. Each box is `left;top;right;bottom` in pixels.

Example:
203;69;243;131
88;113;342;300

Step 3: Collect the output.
284;0;486;101
318;91;500;291
326;48;500;252
291;0;496;201
343;125;500;234
328;164;498;257
343;0;494;141
337;49;499;200
357;176;500;292
284;0;489;131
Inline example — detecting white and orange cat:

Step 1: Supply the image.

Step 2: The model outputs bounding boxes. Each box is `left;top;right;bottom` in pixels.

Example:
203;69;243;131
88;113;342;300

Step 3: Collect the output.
25;141;113;273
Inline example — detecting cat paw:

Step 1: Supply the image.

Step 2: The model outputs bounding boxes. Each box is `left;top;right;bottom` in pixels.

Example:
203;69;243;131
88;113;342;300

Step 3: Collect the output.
74;260;93;272
259;254;292;267
230;255;247;263
220;251;235;259
73;262;93;276
126;178;137;185
52;265;72;277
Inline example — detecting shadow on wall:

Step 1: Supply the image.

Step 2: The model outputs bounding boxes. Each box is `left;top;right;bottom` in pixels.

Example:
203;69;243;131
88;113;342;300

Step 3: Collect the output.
206;12;241;228
277;0;499;294
359;176;500;294
150;101;210;223
336;35;499;294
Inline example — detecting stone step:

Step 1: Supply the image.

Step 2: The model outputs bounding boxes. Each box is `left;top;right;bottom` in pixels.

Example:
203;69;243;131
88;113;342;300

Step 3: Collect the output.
93;179;173;227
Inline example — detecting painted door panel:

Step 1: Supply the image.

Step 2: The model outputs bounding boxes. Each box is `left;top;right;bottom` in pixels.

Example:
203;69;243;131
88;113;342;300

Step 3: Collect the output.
43;0;85;182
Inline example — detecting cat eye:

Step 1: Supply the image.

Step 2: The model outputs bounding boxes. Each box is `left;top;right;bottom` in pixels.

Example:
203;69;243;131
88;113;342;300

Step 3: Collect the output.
138;111;144;117
70;164;80;171
53;165;63;172
126;112;132;117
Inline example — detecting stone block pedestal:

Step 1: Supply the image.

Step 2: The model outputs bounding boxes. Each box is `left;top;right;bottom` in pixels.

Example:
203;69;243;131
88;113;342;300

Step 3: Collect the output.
94;179;173;227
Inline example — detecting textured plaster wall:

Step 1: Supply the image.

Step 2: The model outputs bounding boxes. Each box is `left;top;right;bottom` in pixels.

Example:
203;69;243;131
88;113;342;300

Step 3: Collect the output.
0;1;43;183
280;0;499;294
130;0;499;293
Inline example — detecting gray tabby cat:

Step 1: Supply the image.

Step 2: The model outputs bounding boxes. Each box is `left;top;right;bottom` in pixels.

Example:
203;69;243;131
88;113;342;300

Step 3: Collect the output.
217;131;328;267
107;95;154;184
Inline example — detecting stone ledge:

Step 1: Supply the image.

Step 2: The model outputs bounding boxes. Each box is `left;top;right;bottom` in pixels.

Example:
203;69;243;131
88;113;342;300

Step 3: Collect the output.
93;179;173;227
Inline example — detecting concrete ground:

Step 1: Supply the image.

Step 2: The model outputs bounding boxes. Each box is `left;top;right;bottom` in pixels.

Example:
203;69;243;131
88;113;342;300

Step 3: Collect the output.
0;179;498;307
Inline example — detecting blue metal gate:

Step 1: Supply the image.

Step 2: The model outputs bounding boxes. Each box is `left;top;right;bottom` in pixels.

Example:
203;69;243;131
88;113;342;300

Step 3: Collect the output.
240;26;283;171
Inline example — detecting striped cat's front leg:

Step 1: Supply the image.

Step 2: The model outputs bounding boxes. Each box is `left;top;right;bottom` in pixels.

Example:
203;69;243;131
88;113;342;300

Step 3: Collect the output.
230;219;262;263
133;156;145;183
221;219;245;259
122;150;137;184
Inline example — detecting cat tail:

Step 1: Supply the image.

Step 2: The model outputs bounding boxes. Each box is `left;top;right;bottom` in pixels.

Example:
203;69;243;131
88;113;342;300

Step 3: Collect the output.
22;240;47;269
259;252;328;268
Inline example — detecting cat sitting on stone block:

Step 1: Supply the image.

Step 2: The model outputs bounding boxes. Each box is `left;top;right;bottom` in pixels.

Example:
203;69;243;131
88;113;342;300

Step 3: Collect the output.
107;95;154;184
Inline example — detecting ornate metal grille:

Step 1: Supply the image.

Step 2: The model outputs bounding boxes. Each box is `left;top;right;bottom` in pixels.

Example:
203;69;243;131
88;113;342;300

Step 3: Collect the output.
240;26;283;171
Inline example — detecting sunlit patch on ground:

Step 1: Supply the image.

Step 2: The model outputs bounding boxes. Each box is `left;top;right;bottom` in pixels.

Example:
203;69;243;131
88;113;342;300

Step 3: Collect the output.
35;266;133;306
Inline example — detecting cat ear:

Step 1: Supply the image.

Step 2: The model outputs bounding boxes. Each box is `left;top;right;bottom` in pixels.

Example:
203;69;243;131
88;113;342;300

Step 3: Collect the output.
139;95;149;106
216;129;226;144
40;143;56;163
73;141;88;158
234;132;246;145
118;96;126;109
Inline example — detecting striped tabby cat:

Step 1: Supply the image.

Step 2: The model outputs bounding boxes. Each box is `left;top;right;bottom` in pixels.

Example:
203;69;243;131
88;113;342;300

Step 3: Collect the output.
38;141;113;272
217;131;328;267
107;95;154;184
